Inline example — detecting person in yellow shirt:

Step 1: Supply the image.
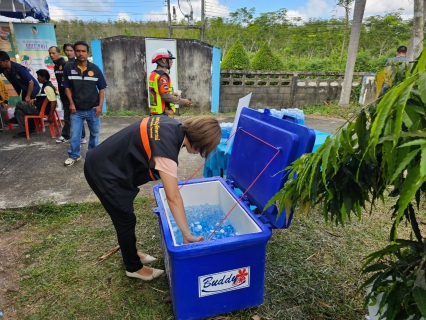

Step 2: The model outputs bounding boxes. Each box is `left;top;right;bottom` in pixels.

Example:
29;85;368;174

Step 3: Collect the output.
0;78;9;129
12;69;56;138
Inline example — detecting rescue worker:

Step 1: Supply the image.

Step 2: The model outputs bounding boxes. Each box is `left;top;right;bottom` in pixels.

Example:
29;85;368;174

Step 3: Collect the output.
149;48;191;116
48;45;86;144
84;115;221;281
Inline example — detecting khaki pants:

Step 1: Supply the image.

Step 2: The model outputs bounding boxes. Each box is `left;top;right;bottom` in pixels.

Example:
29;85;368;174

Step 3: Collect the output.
165;109;174;117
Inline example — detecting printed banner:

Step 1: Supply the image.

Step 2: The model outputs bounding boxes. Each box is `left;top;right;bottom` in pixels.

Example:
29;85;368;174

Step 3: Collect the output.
0;22;20;106
13;23;57;93
198;267;250;297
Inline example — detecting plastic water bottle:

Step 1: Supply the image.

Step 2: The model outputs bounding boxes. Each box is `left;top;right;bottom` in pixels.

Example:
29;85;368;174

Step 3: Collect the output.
220;122;232;139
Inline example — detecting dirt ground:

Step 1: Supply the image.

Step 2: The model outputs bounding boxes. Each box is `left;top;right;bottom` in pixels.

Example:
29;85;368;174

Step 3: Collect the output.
0;114;346;318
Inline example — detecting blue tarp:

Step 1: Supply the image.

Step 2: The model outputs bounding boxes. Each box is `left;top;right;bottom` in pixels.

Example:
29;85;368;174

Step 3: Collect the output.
0;0;49;22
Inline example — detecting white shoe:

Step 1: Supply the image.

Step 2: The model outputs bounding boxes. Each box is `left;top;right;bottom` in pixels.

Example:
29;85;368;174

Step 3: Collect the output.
139;253;157;264
64;155;82;166
126;268;164;281
56;136;69;143
80;138;87;144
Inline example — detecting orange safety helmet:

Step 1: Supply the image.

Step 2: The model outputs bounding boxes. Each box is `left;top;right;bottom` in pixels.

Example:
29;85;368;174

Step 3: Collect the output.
152;48;176;67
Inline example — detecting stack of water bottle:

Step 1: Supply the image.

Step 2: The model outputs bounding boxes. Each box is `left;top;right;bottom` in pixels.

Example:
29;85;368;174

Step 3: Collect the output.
257;108;305;125
220;122;233;142
167;204;238;245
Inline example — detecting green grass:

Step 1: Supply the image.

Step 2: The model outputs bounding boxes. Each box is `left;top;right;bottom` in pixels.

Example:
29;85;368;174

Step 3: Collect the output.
103;109;148;117
102;105;355;120
103;108;237;118
301;103;361;119
1;195;413;319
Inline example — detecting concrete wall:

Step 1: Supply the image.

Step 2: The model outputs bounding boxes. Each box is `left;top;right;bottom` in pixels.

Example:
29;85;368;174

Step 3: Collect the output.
219;71;369;112
100;36;213;114
176;39;213;113
101;36;147;112
99;39;374;114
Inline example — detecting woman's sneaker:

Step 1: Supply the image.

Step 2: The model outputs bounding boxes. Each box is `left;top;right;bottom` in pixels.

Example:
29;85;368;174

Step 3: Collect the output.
64;156;82;167
56;136;69;143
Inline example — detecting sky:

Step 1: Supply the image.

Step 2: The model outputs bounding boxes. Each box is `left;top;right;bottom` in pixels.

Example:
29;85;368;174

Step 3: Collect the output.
30;0;414;23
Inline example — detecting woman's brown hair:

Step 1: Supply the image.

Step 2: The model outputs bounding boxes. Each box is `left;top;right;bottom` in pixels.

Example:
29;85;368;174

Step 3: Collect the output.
183;116;221;158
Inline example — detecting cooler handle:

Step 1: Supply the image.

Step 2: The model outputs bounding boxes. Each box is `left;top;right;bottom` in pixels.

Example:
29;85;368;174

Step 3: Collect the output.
152;207;160;215
282;115;297;123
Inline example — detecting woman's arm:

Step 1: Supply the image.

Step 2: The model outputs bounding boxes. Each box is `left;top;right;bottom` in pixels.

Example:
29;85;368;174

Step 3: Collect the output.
159;170;204;244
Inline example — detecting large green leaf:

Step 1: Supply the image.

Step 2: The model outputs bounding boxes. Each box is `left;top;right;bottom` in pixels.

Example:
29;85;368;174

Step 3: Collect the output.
396;165;426;231
383;121;396;179
355;111;368;150
422;147;426;177
401;131;426;138
413;287;426;318
394;83;413;146
412;45;426;74
398;139;426;148
389;149;420;183
404;105;423;130
382;283;402;320
368;75;418;158
408;204;422;243
363;263;390;273
321;138;333;187
307;147;324;198
379;131;426;144
418;72;426;105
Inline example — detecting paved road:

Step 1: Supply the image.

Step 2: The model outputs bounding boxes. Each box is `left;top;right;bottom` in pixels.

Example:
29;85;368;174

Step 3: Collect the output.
0;115;345;209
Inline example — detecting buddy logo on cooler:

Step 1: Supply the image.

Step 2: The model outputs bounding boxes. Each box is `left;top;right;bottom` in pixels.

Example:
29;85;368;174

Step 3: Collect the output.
198;267;250;297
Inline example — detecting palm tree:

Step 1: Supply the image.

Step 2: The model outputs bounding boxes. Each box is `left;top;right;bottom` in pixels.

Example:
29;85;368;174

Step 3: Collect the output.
338;0;367;107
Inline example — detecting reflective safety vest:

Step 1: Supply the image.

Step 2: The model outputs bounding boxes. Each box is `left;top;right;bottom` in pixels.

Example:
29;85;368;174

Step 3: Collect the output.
148;71;176;115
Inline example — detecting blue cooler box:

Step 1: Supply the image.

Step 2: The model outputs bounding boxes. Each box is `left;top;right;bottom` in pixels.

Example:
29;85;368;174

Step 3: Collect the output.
152;108;315;320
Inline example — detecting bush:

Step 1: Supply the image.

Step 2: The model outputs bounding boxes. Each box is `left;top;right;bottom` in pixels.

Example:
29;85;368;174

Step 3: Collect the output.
251;43;284;71
353;51;373;72
220;39;250;70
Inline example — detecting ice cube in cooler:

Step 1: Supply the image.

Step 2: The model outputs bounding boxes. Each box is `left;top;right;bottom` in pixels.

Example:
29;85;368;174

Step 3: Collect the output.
166;204;237;245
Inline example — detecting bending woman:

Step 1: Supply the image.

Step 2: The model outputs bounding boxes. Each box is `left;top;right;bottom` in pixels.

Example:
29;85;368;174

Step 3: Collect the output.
84;115;221;281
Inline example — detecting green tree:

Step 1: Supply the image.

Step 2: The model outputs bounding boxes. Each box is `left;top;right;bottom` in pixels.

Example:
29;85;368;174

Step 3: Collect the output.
51;7;413;73
362;12;411;58
251;43;284;71
228;7;255;26
283;18;347;60
205;17;244;57
266;45;426;320
248;8;290;50
220;39;250;70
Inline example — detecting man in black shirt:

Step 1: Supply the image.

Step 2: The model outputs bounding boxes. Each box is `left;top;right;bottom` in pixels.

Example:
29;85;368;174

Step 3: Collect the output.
48;46;86;143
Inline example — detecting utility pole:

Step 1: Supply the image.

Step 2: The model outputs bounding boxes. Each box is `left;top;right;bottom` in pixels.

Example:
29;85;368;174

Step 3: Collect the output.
201;0;205;41
166;0;204;41
167;0;172;38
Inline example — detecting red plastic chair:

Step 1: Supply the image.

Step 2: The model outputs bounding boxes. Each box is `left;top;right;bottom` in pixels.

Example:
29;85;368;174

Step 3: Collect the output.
24;99;60;140
39;109;62;132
